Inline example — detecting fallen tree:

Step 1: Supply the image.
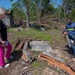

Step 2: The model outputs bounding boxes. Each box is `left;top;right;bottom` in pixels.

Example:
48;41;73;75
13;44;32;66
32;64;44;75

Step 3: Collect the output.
38;53;75;75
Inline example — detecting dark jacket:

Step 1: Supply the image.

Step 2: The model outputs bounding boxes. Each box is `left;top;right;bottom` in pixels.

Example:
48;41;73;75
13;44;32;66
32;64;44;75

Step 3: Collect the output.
0;19;7;41
66;22;75;35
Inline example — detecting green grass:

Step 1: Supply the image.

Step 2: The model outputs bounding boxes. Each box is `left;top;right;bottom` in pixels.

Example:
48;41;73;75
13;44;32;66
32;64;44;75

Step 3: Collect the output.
31;58;48;69
8;28;52;43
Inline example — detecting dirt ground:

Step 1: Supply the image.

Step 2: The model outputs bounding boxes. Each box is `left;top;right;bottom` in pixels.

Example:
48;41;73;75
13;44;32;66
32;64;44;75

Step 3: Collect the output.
0;22;73;75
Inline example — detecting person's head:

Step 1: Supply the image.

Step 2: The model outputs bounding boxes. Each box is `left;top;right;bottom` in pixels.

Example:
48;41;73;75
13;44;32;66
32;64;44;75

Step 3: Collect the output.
0;8;5;19
68;18;72;24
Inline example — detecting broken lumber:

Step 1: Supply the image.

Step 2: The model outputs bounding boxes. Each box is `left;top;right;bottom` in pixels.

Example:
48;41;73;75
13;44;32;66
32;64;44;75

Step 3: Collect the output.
12;38;21;51
22;52;29;62
15;39;25;50
67;60;75;72
23;40;28;50
38;53;75;75
22;40;31;62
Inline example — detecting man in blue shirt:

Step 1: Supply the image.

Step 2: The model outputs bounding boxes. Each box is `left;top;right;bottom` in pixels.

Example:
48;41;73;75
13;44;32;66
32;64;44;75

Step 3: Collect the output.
64;18;75;56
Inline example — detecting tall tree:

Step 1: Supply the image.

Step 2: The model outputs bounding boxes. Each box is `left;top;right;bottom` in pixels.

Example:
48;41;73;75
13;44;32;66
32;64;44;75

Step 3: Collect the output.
12;2;26;19
11;0;31;28
62;0;75;14
11;0;54;27
62;0;75;20
41;0;54;17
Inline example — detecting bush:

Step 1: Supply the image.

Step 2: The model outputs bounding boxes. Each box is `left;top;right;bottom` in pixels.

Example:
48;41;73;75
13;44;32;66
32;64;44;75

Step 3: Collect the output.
69;8;75;21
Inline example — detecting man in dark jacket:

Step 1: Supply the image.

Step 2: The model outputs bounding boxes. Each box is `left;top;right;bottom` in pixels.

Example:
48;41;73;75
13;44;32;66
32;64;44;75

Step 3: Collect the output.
63;18;75;56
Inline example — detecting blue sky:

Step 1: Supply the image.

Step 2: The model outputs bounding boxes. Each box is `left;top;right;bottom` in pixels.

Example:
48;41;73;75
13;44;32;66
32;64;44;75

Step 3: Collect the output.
0;0;61;9
51;0;62;8
0;0;12;9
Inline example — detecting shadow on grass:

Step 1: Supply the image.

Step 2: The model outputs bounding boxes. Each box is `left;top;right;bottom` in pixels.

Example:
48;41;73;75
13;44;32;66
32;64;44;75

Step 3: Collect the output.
8;50;23;63
29;24;50;31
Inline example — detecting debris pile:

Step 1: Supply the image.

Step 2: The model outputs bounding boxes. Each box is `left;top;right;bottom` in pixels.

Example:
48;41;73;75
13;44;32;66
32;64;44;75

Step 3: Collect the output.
12;38;75;75
12;38;34;63
38;53;75;75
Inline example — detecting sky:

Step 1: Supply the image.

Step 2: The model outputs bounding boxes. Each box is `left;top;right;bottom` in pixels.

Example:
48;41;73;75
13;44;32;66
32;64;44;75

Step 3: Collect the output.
51;0;62;8
0;0;16;9
0;0;12;9
0;0;62;9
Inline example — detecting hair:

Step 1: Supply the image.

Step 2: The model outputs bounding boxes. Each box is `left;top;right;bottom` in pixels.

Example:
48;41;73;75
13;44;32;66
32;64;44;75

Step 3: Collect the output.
0;20;7;41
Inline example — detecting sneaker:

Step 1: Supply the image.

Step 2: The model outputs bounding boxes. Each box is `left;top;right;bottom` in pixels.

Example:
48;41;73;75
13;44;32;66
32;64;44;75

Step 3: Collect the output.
4;63;10;68
0;63;10;68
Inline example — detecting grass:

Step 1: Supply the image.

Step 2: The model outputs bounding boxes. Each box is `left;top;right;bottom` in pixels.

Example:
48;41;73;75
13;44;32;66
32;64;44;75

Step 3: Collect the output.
31;59;48;68
7;27;52;68
8;28;52;43
7;27;68;75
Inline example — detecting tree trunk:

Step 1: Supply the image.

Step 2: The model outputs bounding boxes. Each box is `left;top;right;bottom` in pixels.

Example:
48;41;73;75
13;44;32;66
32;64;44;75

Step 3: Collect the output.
26;12;29;29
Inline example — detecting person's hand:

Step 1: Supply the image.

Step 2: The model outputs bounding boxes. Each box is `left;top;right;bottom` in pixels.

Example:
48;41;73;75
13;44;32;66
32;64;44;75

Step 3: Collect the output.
63;31;68;35
0;39;6;44
1;41;6;45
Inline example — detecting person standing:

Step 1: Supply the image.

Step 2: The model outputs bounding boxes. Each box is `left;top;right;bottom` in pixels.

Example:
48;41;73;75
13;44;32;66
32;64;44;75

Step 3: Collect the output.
0;8;12;68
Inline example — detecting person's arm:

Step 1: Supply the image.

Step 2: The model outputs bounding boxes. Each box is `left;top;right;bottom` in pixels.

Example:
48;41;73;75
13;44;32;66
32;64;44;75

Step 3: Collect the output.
64;32;68;35
0;38;6;45
0;20;6;46
63;24;68;35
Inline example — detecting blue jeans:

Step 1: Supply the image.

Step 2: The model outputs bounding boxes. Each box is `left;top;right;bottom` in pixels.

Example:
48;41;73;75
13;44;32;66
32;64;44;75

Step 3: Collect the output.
68;33;75;55
68;34;75;43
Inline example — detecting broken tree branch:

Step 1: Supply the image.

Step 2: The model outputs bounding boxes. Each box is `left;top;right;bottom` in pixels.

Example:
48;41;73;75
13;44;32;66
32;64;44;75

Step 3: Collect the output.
38;53;75;75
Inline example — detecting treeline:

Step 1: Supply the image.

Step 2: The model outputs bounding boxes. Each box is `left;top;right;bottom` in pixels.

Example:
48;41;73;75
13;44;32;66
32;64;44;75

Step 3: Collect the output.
10;0;75;26
11;0;55;20
59;0;75;21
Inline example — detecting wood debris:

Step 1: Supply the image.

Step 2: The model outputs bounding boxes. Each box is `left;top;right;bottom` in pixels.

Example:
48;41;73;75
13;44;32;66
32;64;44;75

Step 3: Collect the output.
67;60;75;72
12;38;21;51
38;53;75;75
15;38;25;50
12;38;34;63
